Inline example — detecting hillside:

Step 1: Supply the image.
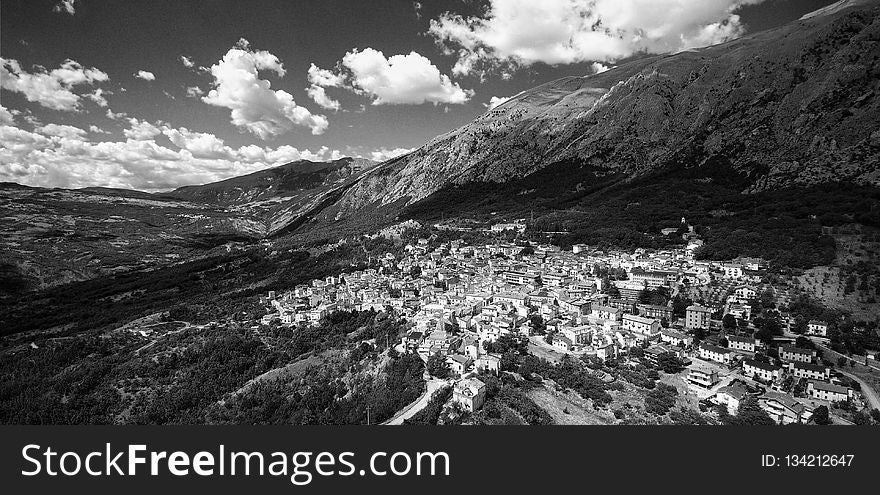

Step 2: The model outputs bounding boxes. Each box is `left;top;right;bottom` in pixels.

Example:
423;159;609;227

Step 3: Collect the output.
303;0;880;230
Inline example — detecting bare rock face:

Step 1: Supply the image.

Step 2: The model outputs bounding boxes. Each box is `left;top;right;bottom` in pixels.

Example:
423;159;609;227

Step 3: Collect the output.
330;1;880;219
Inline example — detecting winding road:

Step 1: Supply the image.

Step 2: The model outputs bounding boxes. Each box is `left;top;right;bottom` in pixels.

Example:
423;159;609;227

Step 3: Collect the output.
383;378;449;425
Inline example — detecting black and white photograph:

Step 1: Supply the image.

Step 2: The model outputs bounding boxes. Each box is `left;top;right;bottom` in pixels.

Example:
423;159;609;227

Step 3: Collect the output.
2;0;880;468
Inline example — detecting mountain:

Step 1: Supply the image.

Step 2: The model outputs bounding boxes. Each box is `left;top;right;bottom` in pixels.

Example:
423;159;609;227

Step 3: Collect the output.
294;0;880;234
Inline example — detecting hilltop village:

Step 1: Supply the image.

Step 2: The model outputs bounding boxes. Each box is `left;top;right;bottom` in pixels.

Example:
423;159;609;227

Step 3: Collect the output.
258;222;880;425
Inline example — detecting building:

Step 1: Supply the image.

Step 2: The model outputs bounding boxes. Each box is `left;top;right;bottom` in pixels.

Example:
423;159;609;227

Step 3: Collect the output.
714;383;750;415
660;329;693;348
807;320;829;337
561;325;592;346
622;314;660;337
687;367;720;388
475;354;501;375
452;378;487;412
759;392;807;425
637;303;673;321
779;345;816;363
552;334;574;352
806;381;853;403
592;305;622;322
789;362;830;381
698;343;734;365
595;341;618;362
446;354;473;376
503;271;539;286
629;268;675;288
685;305;711;330
722;263;743;279
742;359;781;382
727;335;758;353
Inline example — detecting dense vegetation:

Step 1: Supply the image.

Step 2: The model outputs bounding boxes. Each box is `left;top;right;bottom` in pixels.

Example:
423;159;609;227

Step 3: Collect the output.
0;310;418;424
403;158;879;268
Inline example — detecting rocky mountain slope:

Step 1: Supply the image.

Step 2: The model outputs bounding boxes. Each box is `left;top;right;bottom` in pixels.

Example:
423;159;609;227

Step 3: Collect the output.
319;0;880;220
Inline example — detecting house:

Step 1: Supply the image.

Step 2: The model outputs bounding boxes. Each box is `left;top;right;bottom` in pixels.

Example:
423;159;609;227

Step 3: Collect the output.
622;314;660;337
806;381;853;403
595;341;618;362
452;378;487;412
742;359;782;382
779;345;816;363
807;320;829;337
592;305;622;322
727;335;758;353
687;367;720;388
446;354;473;377
714;383;751;415
552;334;574;352
698;343;734;365
475;354;501;375
561;325;592;346
660;329;693;348
789;362;830;381
636;303;673;321
722;263;743;279
401;331;425;352
502;271;539;286
685;305;711;330
759;392;807;425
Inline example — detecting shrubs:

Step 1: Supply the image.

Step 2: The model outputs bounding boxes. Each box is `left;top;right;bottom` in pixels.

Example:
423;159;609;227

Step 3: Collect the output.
645;383;679;416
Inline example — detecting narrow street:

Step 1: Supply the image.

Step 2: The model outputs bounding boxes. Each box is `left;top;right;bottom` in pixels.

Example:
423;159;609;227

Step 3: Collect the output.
383;378;449;425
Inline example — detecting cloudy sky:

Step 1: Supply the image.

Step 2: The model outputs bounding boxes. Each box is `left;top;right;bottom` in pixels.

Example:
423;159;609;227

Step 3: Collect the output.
1;0;837;191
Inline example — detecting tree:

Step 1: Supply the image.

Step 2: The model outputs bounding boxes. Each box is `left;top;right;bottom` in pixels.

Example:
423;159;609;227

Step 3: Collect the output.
837;356;848;368
657;352;686;374
427;352;450;379
723;314;737;331
812;405;831;425
645;383;678;416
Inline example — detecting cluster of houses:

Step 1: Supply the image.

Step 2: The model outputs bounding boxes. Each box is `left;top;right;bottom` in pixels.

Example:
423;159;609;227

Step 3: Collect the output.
687;335;858;424
256;233;855;420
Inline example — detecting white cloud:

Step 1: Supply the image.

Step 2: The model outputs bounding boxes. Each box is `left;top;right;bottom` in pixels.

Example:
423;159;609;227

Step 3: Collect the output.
202;38;328;138
53;0;75;15
368;147;412;162
89;125;110;134
306;85;341;111
135;70;156;81
0;105;15;125
591;62;610;74
0;121;347;191
485;95;511;110
429;0;767;76
35;123;88;140
179;55;195;68
0;58;108;111
106;108;128;120
185;86;205;98
85;87;109;107
123;118;162;140
310;48;473;106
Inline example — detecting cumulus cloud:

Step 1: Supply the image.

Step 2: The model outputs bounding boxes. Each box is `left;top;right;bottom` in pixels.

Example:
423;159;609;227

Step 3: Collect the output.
429;0;767;76
185;86;205;98
0;58;109;111
179;55;195;68
85;87;109;107
306;85;340;111
309;48;473;106
0;105;15;125
591;62;610;74
0;121;347;191
35;123;88;140
89;125;110;134
135;70;156;81
368;147;413;162
485;95;511;110
123;118;162;140
202;38;328;138
53;0;76;15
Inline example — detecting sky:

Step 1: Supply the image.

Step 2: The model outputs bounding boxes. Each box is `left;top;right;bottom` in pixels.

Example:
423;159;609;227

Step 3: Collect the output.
0;0;840;191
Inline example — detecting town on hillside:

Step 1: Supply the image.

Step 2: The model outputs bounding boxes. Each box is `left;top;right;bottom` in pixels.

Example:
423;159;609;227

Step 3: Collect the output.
256;221;880;425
